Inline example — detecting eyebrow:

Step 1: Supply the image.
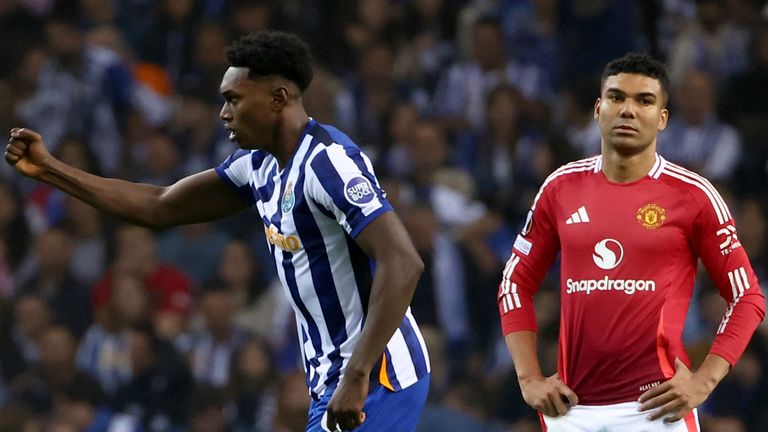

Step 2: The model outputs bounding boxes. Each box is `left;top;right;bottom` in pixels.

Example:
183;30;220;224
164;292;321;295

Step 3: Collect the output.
605;88;658;99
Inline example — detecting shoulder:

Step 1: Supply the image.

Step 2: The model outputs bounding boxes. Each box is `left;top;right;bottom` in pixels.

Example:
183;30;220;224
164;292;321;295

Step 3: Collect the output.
306;122;367;168
220;149;270;171
532;156;601;208
657;160;732;224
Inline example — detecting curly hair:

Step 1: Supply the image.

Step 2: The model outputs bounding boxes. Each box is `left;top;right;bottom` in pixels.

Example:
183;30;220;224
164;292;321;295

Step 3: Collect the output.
601;53;669;105
227;31;313;93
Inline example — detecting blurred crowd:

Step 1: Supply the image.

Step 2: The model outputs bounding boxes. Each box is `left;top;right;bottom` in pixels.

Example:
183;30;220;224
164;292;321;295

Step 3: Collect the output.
1;0;767;431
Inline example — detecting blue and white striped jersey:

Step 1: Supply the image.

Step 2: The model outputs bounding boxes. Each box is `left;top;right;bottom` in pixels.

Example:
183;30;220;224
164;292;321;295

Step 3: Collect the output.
215;119;430;399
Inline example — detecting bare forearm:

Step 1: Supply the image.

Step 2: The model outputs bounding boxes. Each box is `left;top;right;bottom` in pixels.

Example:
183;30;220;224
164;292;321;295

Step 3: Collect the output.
693;354;730;394
39;158;167;227
505;330;544;382
345;256;423;377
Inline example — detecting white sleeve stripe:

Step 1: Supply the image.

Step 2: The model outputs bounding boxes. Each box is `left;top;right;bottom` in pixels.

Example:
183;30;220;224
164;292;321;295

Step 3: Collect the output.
663;164;730;224
499;254;520;301
667;163;730;219
734;270;745;297
666;164;730;221
531;158;599;210
728;271;738;299
511;283;522;308
739;267;750;290
719;267;749;334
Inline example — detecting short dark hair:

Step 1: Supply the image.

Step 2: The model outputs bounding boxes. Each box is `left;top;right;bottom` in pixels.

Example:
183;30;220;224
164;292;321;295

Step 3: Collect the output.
227;31;313;93
601;53;669;104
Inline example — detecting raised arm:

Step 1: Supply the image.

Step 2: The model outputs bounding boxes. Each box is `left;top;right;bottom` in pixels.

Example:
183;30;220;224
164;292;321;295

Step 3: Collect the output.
324;211;424;431
6;128;248;228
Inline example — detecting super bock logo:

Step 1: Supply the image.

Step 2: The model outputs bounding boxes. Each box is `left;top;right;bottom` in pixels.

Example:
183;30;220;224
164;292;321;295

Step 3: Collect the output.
344;176;375;205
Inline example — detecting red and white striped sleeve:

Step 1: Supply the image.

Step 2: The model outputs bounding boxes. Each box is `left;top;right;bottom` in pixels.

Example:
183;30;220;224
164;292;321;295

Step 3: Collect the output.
498;173;562;335
680;167;766;365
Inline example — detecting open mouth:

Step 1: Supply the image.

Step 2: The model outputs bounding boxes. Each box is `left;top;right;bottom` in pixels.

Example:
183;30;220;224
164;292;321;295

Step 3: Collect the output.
224;126;237;140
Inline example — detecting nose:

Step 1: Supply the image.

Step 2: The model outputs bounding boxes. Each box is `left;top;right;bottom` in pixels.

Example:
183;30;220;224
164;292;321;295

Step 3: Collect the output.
619;100;636;118
220;103;232;122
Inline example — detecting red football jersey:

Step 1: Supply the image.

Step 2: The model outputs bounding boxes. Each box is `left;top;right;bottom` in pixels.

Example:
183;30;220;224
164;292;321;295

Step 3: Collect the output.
499;155;765;404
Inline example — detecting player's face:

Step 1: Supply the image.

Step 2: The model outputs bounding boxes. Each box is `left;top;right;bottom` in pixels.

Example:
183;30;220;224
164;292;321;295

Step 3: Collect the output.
594;73;669;156
219;67;277;150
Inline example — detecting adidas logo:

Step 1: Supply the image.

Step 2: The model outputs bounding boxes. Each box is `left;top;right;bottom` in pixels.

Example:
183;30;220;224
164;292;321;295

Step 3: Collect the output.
566;206;590;224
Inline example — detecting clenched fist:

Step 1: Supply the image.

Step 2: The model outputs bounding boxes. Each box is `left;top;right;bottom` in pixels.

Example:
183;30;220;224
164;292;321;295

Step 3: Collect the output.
5;128;51;178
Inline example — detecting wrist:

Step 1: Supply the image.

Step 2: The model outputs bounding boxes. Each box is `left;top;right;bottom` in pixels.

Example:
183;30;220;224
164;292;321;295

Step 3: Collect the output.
344;364;372;380
517;371;545;386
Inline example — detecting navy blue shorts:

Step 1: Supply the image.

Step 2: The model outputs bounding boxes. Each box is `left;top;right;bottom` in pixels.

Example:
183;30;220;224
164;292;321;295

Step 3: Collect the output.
306;373;430;432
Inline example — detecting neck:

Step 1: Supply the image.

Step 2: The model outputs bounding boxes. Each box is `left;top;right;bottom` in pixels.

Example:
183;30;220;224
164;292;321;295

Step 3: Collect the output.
273;109;310;168
600;145;657;183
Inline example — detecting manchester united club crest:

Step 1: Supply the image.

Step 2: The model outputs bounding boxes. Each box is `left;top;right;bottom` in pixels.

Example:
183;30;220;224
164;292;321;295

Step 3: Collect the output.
636;203;666;230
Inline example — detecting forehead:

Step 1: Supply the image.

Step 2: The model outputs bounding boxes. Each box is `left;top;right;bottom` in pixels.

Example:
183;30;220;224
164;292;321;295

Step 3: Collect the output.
220;67;252;92
602;73;663;97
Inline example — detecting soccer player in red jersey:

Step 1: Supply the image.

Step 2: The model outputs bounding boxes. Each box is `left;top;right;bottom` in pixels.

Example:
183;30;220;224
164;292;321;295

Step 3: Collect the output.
498;53;765;431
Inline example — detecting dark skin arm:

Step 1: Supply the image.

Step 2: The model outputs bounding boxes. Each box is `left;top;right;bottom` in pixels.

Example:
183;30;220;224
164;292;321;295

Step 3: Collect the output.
325;211;424;432
505;330;578;417
5;128;248;228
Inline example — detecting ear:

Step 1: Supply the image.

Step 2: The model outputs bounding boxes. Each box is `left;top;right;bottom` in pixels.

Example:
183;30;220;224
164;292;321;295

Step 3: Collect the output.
271;86;289;110
593;97;601;120
657;107;669;131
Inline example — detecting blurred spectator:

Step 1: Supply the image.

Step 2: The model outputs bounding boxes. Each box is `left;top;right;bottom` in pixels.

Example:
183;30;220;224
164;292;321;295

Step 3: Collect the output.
498;0;560;89
214;239;286;340
0;181;30;281
561;77;602;157
23;135;98;233
396;0;458;95
432;15;552;132
134;0;198;85
156;222;230;287
92;225;192;340
61;195;108;287
272;370;309;432
176;285;250;388
700;341;768;431
114;322;192;432
668;0;751;86
76;271;148;397
50;375;138;432
338;0;404;74
227;337;278;432
337;40;427;157
557;0;637;86
18;228;91;338
11;293;52;366
0;297;26;407
130;130;183;186
188;384;231;432
403;204;470;357
9;325;102;415
15;5;135;175
456;83;550;214
379;101;420;178
660;67;742;182
718;21;768;198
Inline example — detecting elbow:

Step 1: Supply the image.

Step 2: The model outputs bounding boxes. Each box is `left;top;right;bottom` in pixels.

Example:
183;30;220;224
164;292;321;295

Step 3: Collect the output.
402;250;425;292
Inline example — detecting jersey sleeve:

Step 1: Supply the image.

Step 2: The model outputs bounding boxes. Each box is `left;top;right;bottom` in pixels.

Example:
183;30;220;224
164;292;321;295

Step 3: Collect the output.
691;190;766;366
498;180;561;335
214;149;257;205
305;144;393;238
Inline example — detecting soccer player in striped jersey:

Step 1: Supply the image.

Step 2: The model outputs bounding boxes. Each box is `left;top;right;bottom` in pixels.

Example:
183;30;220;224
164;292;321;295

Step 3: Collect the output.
498;53;765;432
5;31;430;432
